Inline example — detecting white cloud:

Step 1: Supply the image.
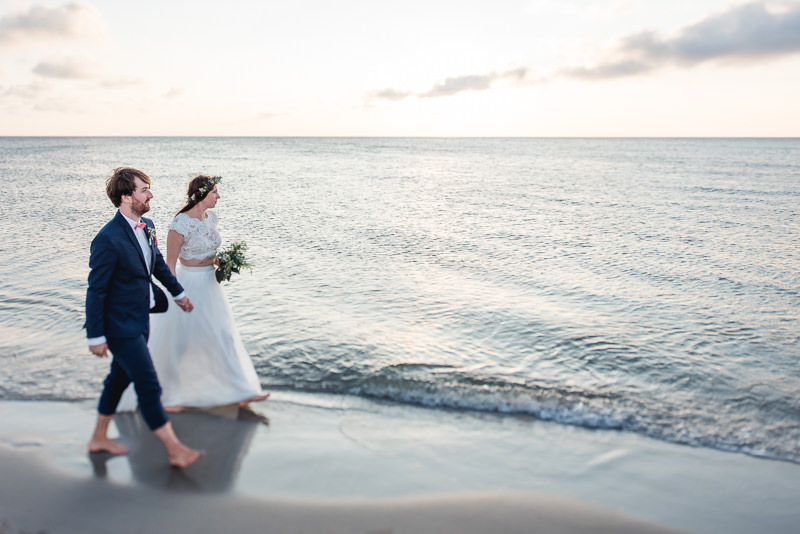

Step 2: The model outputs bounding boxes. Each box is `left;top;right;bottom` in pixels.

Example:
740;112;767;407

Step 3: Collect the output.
33;55;96;79
370;1;800;103
565;1;800;79
420;73;495;98
96;76;146;89
371;68;529;102
164;87;185;99
0;2;106;47
0;79;84;113
2;79;52;99
368;88;413;102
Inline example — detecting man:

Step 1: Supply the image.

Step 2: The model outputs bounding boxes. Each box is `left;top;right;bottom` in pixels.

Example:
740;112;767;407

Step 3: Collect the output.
85;167;201;468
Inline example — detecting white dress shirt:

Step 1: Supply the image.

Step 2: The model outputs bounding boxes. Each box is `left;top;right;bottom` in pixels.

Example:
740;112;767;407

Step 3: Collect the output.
122;212;156;309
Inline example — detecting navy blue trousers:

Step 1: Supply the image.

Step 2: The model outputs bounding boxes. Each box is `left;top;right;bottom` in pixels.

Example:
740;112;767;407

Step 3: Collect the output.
98;333;168;431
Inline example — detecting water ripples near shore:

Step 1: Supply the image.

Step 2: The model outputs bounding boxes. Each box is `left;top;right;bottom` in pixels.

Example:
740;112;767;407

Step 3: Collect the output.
1;137;798;463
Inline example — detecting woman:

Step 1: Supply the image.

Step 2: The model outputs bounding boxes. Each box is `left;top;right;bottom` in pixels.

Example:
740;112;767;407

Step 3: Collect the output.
118;175;268;412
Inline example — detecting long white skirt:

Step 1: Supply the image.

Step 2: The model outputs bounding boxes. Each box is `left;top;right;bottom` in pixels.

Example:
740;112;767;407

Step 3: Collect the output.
117;265;263;411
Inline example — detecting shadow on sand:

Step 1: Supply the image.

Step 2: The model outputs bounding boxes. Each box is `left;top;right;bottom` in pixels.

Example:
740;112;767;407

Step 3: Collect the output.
90;405;267;493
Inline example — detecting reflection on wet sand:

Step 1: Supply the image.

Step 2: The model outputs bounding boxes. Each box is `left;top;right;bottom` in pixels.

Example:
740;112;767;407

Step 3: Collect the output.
91;405;266;493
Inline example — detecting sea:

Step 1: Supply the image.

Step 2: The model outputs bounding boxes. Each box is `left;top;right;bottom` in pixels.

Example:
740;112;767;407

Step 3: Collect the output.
1;137;798;464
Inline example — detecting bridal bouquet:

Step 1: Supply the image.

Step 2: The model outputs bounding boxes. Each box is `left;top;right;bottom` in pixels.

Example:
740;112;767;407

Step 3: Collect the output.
215;241;252;283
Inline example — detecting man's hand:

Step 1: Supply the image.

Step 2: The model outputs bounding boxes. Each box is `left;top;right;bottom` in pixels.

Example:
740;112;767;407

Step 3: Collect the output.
90;343;108;357
175;296;193;312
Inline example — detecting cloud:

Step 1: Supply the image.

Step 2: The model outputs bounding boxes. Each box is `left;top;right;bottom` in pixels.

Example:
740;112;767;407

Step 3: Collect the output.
0;2;105;47
96;76;146;89
2;80;52;99
369;88;413;102
421;67;528;98
164;87;185;99
370;67;528;102
0;79;82;113
565;1;800;80
33;56;96;79
420;73;494;98
30;56;148;89
560;59;652;80
368;1;800;103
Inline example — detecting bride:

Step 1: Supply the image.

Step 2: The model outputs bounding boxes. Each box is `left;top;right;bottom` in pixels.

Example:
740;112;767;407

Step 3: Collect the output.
118;175;268;412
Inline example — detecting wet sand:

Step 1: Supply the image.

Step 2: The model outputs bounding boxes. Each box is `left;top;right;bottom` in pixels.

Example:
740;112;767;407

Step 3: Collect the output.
1;393;798;533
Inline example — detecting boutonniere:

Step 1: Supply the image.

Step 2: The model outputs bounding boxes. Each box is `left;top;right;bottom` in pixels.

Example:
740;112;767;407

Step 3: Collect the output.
147;226;157;245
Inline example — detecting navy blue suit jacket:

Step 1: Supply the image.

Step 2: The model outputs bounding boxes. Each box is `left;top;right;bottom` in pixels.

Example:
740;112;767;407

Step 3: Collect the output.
85;211;184;339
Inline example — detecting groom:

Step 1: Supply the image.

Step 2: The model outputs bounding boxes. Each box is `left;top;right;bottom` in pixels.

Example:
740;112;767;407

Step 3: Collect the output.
85;167;201;468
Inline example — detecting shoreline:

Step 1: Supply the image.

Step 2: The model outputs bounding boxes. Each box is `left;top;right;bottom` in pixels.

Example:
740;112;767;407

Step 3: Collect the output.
1;393;799;533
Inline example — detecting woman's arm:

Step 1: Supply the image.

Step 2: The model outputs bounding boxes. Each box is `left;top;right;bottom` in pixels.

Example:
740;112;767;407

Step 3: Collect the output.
166;230;184;276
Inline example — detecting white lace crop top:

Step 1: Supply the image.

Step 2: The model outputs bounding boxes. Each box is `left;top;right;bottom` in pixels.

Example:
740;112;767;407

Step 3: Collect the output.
169;211;222;260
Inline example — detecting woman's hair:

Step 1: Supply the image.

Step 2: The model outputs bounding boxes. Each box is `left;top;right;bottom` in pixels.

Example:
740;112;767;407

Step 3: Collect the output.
176;174;220;215
106;167;151;207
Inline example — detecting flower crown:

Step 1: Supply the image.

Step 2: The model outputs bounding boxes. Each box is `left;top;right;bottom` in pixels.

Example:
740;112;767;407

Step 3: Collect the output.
190;175;222;202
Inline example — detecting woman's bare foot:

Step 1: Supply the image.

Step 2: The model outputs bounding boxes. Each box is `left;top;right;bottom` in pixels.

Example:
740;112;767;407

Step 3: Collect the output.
164;405;185;413
238;393;270;407
88;437;128;455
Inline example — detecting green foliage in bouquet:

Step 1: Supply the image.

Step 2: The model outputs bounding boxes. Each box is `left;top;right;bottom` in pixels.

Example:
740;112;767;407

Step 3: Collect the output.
215;241;252;283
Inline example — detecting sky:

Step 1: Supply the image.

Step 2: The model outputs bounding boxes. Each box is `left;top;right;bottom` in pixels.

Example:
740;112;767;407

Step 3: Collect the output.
1;0;799;136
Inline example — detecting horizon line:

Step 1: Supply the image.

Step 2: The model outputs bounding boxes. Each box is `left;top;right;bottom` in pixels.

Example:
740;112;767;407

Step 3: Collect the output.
1;135;799;140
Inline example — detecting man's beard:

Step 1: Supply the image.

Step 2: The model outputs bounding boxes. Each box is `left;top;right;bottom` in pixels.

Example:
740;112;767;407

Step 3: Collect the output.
131;197;150;217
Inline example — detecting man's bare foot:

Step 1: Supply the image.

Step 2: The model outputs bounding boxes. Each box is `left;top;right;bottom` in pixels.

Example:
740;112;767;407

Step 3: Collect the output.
164;405;185;413
88;438;128;455
154;421;201;468
238;393;270;407
169;445;203;468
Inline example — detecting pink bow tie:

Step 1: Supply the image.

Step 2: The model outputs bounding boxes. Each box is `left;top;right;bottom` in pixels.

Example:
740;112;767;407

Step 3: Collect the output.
135;222;146;230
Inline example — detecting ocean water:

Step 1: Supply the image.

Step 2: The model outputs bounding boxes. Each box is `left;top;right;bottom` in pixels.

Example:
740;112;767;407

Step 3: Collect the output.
1;137;798;463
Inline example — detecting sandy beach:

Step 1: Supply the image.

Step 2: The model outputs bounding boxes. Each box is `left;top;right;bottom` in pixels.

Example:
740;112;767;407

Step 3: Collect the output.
1;392;798;534
0;449;681;534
